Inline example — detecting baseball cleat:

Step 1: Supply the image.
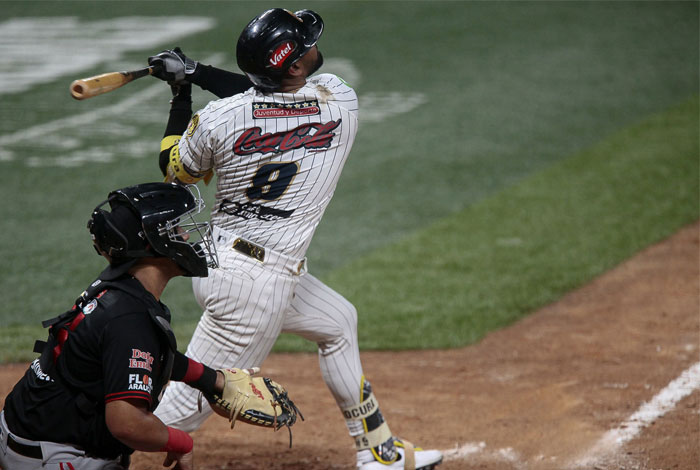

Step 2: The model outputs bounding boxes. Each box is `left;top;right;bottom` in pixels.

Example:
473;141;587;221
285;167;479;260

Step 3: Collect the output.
357;438;443;470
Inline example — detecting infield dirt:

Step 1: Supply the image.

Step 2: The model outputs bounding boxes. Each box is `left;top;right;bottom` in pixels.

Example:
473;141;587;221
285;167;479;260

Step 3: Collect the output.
1;222;698;469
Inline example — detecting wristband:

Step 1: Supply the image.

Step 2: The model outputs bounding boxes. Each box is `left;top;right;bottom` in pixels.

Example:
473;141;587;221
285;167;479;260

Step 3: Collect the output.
171;353;219;396
183;357;204;383
185;358;218;396
159;427;193;454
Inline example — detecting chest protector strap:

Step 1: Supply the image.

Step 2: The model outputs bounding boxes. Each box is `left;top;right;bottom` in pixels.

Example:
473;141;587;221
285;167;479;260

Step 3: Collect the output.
32;277;177;409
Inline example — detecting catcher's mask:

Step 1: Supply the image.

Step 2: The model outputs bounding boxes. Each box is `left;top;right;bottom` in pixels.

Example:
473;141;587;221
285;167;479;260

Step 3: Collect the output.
236;8;324;91
88;182;218;277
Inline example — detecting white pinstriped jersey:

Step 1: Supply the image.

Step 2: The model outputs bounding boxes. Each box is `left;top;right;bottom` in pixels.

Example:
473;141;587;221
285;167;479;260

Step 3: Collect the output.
179;73;358;259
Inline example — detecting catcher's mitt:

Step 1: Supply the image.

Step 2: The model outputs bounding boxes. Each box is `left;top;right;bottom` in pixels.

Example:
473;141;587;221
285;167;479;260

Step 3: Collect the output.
200;367;303;446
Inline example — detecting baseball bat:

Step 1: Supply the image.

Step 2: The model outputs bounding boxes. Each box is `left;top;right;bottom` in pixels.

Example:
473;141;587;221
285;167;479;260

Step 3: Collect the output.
69;65;162;100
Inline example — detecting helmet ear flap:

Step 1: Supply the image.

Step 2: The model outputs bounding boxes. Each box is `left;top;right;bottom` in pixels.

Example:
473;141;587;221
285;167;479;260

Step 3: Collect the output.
88;207;129;258
88;202;150;261
294;9;324;46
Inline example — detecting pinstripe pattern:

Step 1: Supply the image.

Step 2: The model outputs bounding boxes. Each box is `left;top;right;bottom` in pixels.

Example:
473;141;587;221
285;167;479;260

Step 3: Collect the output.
154;74;366;433
179;73;358;259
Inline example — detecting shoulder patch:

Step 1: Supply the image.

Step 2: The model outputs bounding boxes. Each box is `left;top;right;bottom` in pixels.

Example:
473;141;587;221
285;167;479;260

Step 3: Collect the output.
252;100;320;119
186;114;200;138
82;298;98;315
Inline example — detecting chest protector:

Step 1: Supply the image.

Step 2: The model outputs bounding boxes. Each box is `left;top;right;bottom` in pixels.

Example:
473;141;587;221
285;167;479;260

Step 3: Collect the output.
32;277;177;412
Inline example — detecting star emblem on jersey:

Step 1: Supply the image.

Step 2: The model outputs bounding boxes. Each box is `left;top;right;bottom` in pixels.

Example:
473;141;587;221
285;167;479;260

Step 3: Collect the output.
252;100;321;119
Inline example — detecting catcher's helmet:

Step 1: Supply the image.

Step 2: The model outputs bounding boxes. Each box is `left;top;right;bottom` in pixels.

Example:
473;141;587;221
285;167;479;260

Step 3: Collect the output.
88;182;217;277
236;8;324;91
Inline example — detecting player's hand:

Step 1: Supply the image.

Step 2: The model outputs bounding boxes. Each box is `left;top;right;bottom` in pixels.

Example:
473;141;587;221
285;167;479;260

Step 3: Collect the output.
148;47;199;84
162;449;193;470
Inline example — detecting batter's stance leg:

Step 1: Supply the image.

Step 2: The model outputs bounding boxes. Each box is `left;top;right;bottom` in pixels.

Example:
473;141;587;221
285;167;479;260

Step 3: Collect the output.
284;274;443;469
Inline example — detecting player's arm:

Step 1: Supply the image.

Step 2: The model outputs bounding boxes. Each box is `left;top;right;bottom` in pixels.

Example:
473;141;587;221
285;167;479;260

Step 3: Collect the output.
158;83;213;185
170;350;225;395
102;314;195;467
194;63;253;98
148;47;252;98
105;399;193;469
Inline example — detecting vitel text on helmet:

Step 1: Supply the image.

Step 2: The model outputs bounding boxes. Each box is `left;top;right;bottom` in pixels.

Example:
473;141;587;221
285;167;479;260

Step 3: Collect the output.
269;41;296;68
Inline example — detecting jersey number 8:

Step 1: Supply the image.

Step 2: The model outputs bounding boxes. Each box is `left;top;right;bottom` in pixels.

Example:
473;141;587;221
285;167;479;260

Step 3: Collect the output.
246;162;299;201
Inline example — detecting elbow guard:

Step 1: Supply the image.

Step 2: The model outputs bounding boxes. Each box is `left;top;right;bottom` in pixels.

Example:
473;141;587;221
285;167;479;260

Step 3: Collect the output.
160;136;213;185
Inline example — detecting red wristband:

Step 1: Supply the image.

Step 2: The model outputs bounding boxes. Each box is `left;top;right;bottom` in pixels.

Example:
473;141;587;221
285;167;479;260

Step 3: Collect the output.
183;358;205;383
159;427;193;454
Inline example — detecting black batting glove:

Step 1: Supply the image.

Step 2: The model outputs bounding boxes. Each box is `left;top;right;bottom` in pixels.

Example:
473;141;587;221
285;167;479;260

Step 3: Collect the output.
148;47;199;84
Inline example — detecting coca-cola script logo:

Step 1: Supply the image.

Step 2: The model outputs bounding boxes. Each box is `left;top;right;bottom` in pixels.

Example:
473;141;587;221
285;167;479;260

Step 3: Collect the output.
234;119;342;156
269;41;296;69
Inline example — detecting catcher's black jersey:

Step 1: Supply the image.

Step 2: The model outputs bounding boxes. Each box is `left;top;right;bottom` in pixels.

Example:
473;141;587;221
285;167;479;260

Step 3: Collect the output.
3;275;171;459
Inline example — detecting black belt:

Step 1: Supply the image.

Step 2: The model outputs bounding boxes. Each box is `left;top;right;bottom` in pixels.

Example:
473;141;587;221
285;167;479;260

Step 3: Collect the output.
7;433;43;459
232;237;265;262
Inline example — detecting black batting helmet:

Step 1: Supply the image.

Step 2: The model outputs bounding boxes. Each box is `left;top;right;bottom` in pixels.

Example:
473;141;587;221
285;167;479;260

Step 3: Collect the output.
88;182;217;277
236;8;324;91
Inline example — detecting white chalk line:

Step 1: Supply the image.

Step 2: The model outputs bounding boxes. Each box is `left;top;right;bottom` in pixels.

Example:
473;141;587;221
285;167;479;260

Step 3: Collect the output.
439;362;700;468
0;52;226;169
0;16;215;95
0;52;223;148
572;360;700;467
1;60;424;167
442;442;526;468
442;442;485;460
0;82;165;148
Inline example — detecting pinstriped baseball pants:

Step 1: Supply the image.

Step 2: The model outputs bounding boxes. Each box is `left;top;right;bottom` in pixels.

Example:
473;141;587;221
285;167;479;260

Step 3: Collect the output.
154;246;364;432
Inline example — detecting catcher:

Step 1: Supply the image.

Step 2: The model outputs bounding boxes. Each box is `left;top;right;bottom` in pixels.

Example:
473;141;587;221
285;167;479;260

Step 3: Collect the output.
0;182;299;470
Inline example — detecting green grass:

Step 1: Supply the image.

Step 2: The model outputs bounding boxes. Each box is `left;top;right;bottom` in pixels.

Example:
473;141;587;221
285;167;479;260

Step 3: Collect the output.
278;95;700;351
0;2;698;361
8;89;696;361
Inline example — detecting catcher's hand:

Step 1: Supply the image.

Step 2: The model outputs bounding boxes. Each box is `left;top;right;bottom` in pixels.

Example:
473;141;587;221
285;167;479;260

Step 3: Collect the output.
201;367;303;445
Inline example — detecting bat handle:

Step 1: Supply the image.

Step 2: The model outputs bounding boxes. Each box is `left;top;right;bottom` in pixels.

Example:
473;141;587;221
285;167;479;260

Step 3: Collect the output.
119;64;162;81
141;64;162;78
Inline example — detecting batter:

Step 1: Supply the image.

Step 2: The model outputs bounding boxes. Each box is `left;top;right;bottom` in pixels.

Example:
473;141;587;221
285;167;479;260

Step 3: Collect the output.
150;8;442;470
